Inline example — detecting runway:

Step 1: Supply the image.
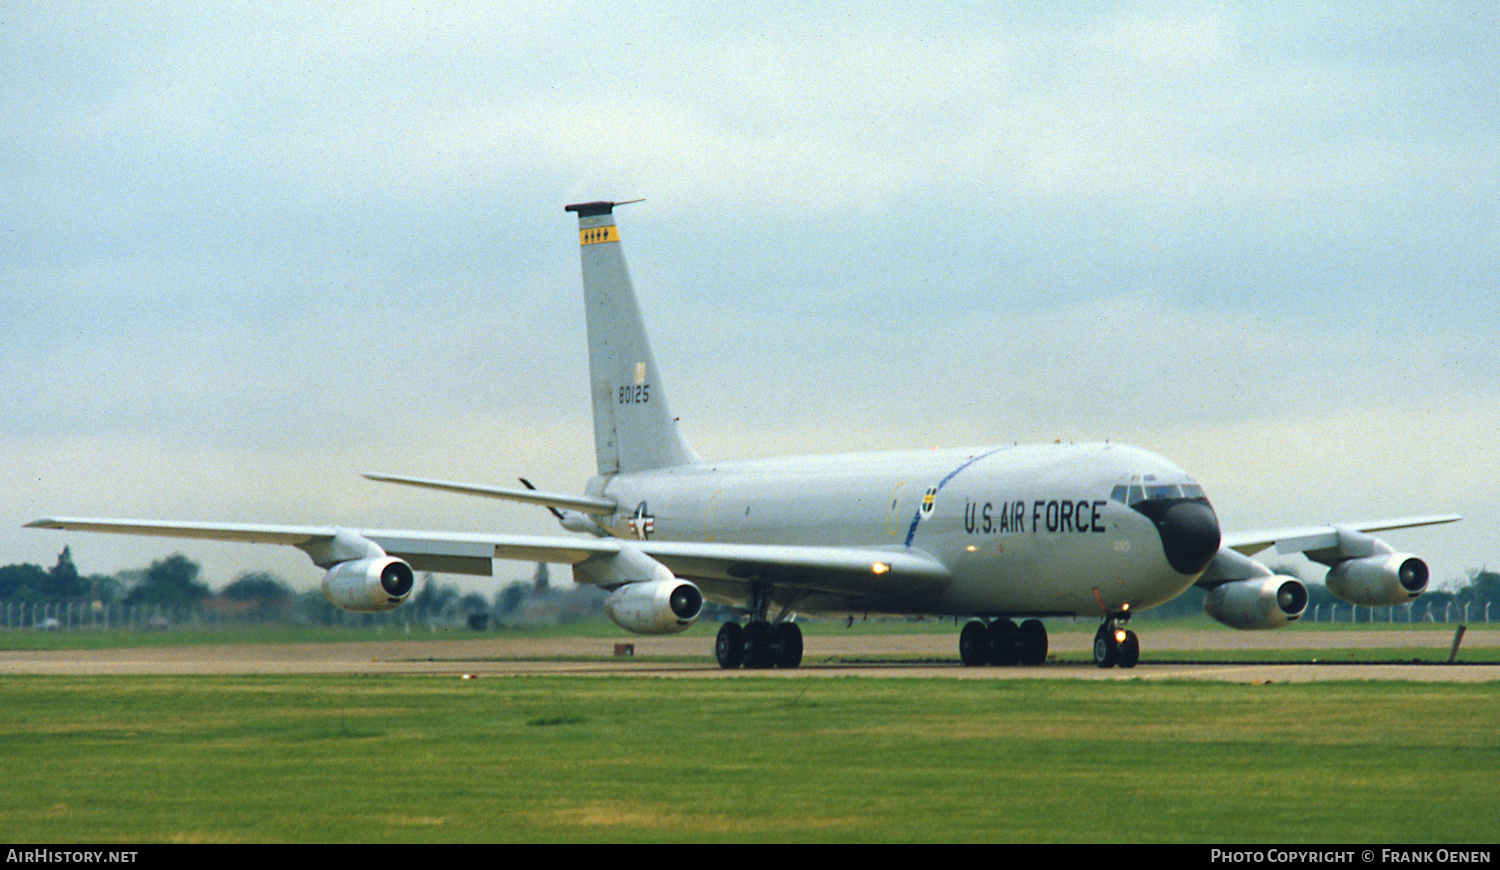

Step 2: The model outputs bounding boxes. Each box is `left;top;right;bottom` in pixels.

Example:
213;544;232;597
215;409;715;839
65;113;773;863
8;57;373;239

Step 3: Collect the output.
2;627;1495;681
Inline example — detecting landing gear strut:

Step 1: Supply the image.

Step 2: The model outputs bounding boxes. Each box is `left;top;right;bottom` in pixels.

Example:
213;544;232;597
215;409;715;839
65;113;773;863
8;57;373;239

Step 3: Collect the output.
1093;616;1139;669
959;618;1049;666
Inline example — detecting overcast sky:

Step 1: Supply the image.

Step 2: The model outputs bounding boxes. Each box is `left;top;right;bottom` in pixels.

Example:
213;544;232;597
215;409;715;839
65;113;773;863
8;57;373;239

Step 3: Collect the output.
4;2;1496;592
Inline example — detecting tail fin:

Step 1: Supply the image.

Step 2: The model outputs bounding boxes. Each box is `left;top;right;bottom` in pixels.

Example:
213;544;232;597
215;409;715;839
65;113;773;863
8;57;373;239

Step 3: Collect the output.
566;200;699;475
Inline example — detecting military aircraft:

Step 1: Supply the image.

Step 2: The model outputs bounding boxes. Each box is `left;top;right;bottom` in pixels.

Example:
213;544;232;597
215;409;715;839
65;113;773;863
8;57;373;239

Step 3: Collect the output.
29;200;1460;669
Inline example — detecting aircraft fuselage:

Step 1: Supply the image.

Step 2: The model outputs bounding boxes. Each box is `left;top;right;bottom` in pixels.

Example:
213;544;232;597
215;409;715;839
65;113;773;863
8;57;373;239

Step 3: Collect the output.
592;441;1216;620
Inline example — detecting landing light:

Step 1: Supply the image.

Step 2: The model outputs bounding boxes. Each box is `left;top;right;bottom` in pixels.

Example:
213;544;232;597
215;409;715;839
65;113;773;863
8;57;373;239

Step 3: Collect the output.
872;562;891;575
1115;629;1127;644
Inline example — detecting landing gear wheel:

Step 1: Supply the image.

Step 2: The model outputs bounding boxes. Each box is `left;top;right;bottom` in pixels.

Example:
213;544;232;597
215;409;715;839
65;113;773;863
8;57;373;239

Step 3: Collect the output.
741;621;774;669
1117;630;1140;669
1093;624;1119;668
959;620;989;666
1017;619;1048;665
715;621;744;669
987;619;1019;665
769;622;803;668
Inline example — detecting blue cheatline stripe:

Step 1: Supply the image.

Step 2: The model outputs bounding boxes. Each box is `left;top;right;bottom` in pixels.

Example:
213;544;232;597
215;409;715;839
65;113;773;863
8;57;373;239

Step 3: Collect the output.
903;447;1006;548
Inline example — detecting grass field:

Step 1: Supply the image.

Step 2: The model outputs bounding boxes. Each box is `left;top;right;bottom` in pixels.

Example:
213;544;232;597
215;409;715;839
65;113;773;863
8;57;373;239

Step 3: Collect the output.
1;674;1496;843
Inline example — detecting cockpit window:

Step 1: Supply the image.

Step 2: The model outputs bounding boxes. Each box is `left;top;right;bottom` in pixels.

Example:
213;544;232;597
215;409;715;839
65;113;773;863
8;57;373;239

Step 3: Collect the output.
1112;482;1209;505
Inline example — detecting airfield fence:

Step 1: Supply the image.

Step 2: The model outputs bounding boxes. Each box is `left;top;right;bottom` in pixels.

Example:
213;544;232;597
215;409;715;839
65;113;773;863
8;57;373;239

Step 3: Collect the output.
1308;601;1492;624
0;598;1494;632
0;600;503;633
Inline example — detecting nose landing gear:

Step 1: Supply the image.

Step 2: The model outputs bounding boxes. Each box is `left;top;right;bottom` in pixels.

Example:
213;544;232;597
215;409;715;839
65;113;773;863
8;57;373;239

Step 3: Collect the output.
1093;616;1139;669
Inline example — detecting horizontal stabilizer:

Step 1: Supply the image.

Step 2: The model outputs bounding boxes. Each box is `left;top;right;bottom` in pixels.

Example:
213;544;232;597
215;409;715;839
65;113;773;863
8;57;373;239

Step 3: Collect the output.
363;473;618;515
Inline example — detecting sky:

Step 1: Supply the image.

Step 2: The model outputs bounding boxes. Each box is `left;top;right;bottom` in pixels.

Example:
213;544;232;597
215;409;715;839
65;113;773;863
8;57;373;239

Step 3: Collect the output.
4;2;1497;593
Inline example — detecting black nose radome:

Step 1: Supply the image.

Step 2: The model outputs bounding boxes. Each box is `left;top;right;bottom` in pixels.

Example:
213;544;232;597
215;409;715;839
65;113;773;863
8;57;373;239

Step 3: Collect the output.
1156;500;1221;576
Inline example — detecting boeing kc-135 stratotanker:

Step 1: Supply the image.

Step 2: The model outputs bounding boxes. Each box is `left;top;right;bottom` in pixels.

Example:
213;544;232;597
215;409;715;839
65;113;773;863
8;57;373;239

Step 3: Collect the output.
30;201;1460;668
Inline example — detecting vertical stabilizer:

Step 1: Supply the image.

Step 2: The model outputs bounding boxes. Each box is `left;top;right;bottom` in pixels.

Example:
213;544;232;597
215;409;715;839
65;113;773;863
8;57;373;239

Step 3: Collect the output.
566;201;700;474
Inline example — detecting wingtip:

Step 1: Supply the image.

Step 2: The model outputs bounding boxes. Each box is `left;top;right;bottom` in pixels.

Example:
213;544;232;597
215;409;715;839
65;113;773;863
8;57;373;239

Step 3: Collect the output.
363;472;410;486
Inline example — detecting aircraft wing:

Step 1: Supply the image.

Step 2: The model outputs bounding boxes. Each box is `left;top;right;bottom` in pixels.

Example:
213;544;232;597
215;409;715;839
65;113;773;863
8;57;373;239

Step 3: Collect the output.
1219;514;1462;557
25;517;951;598
24;517;612;576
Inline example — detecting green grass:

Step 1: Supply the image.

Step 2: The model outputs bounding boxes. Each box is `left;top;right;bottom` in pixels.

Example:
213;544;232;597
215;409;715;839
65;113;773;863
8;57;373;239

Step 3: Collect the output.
1132;647;1500;664
0;616;987;650
0;675;1495;843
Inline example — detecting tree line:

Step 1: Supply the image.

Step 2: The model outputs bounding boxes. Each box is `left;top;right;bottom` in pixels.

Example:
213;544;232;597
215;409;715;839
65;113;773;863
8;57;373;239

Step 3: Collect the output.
0;548;605;628
5;547;1498;628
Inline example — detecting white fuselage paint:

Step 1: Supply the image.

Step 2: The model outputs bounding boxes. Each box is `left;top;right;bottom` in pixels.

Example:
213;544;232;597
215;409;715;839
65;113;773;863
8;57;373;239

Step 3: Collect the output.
591;441;1202;619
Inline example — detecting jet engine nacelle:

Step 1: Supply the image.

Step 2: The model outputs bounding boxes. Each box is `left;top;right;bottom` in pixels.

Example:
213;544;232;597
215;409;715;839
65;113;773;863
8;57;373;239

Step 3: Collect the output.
603;578;704;635
1203;575;1309;630
1325;553;1428;606
322;556;416;613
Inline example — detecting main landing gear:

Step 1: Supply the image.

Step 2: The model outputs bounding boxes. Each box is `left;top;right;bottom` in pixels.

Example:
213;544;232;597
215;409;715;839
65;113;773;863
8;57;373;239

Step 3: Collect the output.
1092;615;1139;669
715;620;803;669
958;618;1048;666
716;581;803;669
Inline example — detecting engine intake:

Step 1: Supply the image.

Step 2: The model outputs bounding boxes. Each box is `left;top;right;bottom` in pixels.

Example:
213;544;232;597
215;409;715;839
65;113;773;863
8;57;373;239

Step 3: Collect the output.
322;556;416;613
